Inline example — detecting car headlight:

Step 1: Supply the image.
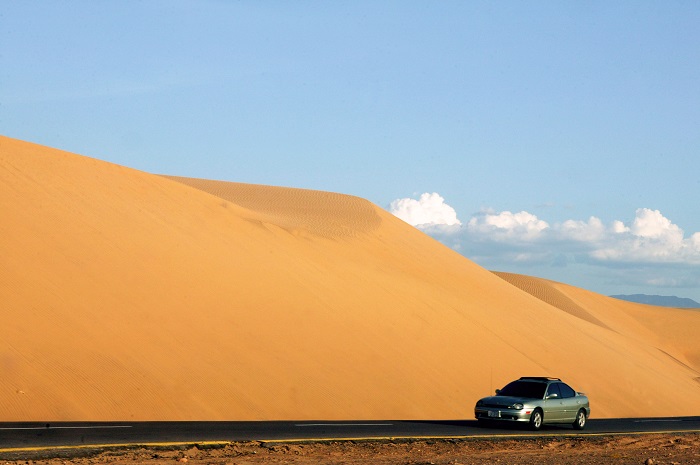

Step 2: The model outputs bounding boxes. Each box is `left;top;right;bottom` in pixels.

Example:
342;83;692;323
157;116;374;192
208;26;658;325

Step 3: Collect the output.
509;403;524;410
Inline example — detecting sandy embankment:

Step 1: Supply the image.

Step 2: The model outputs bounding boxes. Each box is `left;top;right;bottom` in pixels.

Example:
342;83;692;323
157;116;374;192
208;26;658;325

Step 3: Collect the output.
3;434;700;465
1;135;699;421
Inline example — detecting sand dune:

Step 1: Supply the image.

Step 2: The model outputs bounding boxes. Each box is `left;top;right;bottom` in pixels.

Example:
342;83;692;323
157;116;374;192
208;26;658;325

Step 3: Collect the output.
1;135;699;421
494;272;700;375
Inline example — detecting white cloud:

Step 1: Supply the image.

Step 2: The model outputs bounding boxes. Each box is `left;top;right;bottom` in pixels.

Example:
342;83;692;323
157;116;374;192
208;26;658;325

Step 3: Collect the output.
466;210;549;240
388;194;700;266
559;217;605;242
692;232;700;249
593;208;695;263
389;193;700;299
389;193;461;227
612;220;629;234
630;208;683;240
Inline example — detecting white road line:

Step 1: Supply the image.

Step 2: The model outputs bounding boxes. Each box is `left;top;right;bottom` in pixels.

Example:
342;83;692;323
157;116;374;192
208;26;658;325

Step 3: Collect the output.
0;425;133;430
295;423;393;427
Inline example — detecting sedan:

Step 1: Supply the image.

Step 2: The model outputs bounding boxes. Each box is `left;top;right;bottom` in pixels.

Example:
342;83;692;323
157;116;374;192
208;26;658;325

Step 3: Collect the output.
474;377;590;430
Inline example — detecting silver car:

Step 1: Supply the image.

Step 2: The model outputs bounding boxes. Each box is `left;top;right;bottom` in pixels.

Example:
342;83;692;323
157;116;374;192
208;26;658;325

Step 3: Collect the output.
474;377;590;430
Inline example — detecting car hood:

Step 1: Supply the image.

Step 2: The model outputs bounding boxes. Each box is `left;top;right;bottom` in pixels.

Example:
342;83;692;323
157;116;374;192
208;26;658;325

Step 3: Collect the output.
478;395;533;406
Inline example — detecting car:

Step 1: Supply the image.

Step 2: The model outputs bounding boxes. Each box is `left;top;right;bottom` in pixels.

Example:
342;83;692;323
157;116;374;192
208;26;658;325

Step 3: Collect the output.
474;377;590;430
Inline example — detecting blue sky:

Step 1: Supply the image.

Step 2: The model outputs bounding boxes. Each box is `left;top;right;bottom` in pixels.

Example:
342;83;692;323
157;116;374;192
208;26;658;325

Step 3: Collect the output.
2;1;699;302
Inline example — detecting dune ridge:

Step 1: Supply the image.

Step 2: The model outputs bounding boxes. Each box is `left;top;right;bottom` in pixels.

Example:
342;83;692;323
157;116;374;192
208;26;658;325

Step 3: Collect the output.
492;272;610;329
494;271;700;375
1;135;699;421
163;176;382;239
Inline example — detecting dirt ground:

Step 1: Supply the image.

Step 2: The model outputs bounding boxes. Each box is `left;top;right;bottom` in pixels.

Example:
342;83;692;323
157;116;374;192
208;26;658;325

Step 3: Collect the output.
3;434;700;465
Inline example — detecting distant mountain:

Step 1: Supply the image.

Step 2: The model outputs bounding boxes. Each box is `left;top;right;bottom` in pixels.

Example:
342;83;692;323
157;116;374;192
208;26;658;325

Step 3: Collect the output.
610;294;700;309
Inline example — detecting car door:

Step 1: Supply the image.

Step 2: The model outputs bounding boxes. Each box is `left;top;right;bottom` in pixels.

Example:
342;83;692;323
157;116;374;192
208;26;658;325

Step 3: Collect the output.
557;382;581;421
543;382;565;421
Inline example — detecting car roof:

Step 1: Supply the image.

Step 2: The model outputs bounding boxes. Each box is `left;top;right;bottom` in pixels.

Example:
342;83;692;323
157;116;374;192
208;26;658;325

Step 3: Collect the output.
518;377;561;382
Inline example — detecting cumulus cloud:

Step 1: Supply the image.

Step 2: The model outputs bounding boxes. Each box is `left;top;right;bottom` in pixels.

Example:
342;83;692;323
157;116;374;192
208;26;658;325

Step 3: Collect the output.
630;208;682;239
389;194;700;298
559;217;606;242
593;208;695;263
389;194;700;266
466;209;549;240
389;193;461;227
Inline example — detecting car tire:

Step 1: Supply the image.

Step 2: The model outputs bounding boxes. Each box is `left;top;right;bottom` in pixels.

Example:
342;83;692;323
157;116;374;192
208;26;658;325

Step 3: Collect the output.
573;409;586;430
529;409;543;431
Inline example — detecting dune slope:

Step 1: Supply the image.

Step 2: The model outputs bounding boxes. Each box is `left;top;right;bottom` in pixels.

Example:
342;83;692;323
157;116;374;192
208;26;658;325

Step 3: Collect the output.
494;272;700;375
1;135;699;421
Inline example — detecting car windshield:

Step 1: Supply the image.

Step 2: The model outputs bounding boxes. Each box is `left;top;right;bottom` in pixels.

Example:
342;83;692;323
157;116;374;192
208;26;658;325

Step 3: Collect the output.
497;380;547;399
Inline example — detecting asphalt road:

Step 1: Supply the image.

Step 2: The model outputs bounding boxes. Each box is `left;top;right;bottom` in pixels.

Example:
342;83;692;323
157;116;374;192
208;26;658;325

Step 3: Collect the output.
2;417;700;453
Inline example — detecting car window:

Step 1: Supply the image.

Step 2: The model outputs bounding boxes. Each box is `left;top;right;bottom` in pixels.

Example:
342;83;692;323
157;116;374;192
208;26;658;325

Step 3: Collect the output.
558;383;576;398
546;382;561;399
498;380;547;399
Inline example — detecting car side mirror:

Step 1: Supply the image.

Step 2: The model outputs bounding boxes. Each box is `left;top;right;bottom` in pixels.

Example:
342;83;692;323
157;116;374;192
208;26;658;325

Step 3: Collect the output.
495;389;501;395
546;393;559;400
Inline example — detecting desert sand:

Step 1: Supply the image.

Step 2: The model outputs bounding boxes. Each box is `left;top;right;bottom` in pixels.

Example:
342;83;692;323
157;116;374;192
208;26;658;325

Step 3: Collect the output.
1;135;699;421
3;435;700;464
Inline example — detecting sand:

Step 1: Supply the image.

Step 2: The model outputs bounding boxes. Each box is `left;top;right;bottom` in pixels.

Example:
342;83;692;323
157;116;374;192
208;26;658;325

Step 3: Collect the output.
3;434;700;465
1;135;699;421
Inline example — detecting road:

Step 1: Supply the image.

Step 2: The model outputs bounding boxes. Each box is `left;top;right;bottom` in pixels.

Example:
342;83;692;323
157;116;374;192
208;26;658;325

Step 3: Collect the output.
2;417;700;454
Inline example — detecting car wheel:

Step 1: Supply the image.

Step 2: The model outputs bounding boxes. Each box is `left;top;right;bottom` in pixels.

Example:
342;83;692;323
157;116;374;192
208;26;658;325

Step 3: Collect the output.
529;409;543;431
573;409;586;430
